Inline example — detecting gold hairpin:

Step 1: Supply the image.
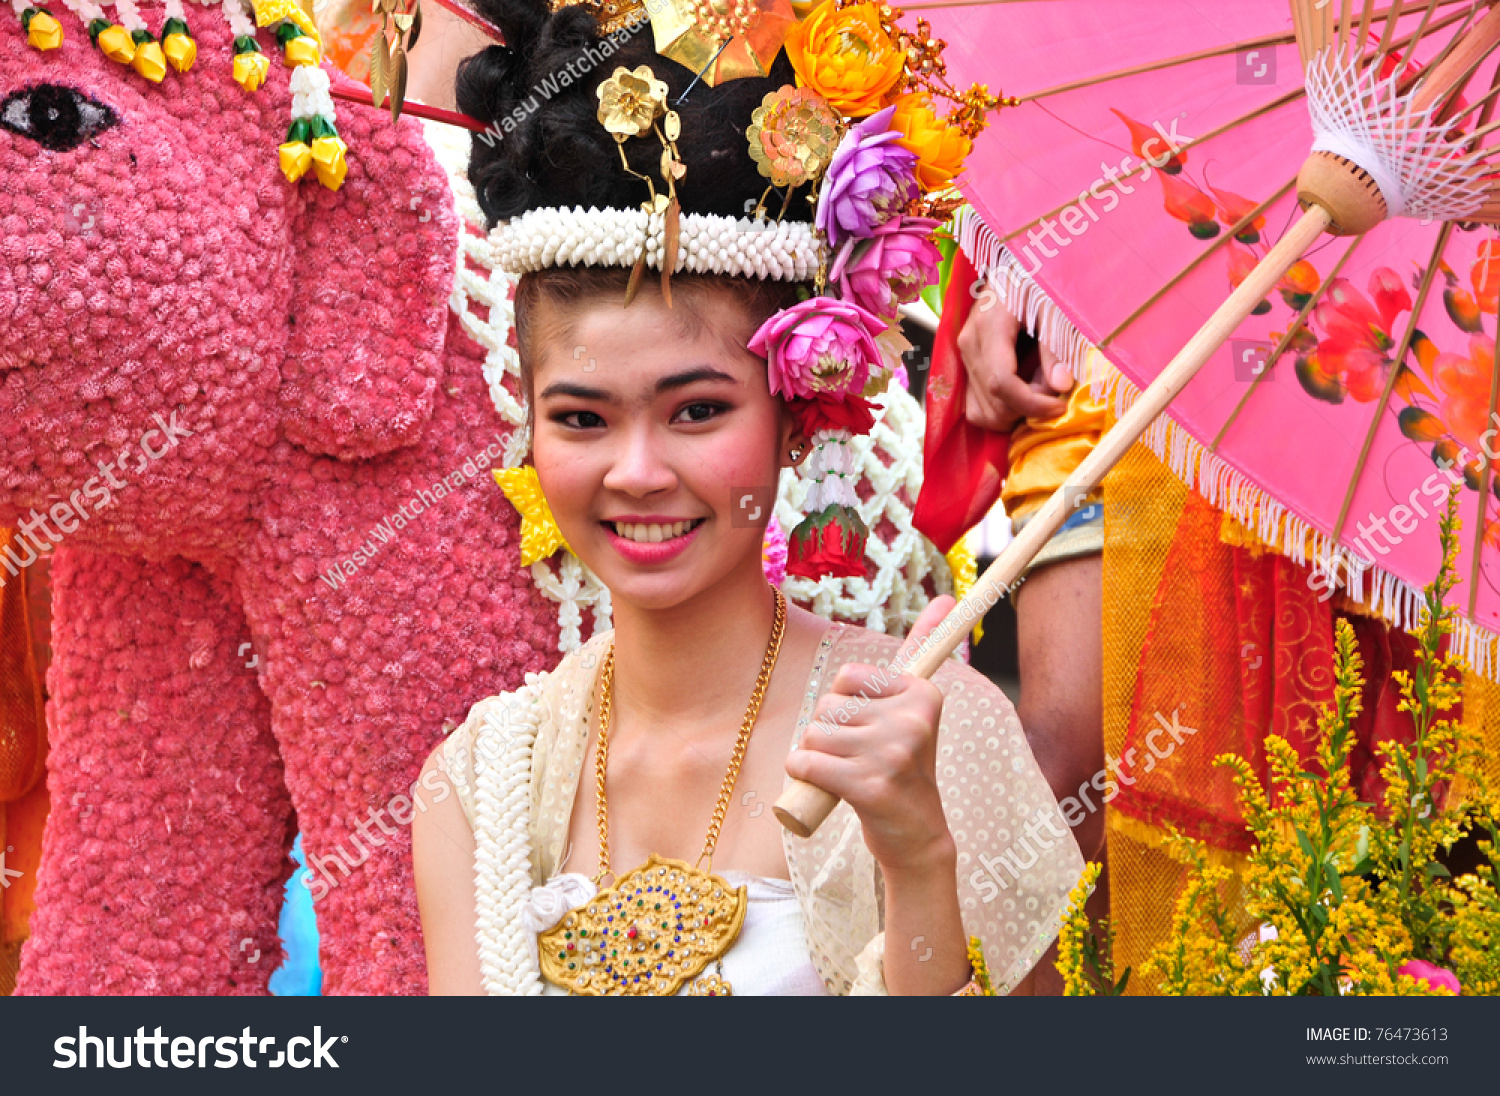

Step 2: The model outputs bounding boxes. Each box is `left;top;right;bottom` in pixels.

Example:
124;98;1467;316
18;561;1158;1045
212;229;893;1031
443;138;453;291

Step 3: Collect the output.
596;65;687;306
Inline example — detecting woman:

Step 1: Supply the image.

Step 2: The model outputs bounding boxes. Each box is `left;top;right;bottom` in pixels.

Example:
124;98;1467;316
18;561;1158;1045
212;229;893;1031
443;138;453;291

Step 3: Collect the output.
412;0;1082;995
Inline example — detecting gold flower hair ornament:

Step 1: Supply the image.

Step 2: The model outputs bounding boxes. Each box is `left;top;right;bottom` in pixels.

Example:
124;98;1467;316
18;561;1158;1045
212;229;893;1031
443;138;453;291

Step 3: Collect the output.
596;64;688;305
746;85;840;215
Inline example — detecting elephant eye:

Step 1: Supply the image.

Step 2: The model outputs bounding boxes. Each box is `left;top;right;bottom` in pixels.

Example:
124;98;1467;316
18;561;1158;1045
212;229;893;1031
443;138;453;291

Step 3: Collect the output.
1;84;118;152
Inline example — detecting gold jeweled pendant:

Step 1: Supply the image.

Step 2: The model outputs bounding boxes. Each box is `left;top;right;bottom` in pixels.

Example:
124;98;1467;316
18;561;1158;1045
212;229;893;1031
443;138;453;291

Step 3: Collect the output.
539;854;747;996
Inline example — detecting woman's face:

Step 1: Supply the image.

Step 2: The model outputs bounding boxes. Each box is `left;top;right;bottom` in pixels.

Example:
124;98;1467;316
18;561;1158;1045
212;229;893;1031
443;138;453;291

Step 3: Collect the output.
530;286;796;612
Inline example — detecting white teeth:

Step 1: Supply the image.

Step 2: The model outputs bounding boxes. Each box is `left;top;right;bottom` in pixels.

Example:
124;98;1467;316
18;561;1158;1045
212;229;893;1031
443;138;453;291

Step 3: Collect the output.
612;520;698;543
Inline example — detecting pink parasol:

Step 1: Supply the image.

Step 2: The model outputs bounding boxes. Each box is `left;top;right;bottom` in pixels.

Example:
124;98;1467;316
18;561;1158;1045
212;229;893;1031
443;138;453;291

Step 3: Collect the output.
913;0;1500;667
775;0;1500;834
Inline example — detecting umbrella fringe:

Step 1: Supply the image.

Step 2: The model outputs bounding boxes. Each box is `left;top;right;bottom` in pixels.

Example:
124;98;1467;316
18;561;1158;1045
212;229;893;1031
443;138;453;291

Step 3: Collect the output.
953;207;1095;382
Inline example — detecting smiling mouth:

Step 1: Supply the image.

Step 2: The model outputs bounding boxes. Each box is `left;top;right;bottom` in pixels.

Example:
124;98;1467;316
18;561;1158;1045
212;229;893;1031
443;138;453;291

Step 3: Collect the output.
604;518;706;544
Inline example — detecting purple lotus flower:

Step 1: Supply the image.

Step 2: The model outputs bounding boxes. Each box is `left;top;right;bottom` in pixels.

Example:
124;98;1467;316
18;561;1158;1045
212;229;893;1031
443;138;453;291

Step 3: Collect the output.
748;296;888;401
816;106;919;249
830;215;942;318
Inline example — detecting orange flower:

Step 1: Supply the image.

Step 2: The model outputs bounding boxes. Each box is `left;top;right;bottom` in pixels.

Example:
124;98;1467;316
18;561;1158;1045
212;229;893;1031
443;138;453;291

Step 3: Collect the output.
1208;184;1265;241
1472;239;1500;313
1226;242;1257;288
1435;334;1497;453
1158;172;1216;237
889;92;970;191
1110;107;1185;174
785;1;904;118
1280;260;1319;296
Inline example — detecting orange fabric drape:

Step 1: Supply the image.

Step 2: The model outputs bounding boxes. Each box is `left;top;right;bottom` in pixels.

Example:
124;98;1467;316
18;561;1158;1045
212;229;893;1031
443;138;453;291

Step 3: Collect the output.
1;529;51;995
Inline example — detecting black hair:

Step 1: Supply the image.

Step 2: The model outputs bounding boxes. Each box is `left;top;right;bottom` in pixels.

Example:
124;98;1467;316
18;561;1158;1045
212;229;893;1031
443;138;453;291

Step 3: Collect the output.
456;0;806;227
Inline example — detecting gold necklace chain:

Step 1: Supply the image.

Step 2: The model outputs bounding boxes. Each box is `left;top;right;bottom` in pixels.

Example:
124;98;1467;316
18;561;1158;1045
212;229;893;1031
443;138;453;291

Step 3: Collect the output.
593;587;787;882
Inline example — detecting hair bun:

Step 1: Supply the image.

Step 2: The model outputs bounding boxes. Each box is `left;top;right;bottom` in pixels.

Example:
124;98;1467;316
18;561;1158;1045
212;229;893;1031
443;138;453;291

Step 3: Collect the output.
458;9;803;229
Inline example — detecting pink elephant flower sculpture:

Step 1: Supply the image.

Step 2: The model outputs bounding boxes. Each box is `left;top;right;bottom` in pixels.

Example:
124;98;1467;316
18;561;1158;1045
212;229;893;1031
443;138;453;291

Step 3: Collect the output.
1;6;561;994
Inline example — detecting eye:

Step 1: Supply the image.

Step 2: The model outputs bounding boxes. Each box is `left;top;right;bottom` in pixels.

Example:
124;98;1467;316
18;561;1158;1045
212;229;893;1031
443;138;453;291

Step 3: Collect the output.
673;401;726;424
554;410;605;429
1;84;118;152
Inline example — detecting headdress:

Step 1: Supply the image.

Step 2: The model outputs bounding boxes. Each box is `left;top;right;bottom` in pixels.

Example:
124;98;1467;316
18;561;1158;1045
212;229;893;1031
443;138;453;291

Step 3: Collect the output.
474;0;999;579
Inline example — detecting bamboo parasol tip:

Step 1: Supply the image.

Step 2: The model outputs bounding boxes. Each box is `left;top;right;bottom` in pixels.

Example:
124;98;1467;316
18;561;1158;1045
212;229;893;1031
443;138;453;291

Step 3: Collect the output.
1296;150;1388;236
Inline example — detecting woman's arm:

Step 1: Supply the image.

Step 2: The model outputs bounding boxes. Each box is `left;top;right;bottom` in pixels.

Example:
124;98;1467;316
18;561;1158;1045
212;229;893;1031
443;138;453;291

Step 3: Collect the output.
412;746;485;995
786;596;973;995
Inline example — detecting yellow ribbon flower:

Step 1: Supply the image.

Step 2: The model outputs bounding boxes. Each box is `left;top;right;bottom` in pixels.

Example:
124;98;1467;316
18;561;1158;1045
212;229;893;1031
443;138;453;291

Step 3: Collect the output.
164;32;197;73
494;466;570;566
233;50;270;91
25;9;63;50
251;0;320;46
283;35;320;68
784;1;903;118
310;135;348;190
944;530;982;645
132;38;167;83
890;92;972;192
95;23;136;64
278;141;313;183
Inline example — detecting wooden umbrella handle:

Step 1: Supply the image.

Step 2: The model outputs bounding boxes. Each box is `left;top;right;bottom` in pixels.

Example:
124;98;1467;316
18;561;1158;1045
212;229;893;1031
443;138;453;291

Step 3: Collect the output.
773;203;1334;839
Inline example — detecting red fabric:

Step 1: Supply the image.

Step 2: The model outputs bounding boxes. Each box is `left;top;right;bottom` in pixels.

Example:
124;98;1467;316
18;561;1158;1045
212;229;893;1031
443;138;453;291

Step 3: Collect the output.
912;249;1011;555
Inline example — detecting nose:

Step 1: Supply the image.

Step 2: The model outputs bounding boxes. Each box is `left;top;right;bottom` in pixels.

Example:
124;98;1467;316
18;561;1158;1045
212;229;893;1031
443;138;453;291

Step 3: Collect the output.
1;84;118;152
602;421;678;498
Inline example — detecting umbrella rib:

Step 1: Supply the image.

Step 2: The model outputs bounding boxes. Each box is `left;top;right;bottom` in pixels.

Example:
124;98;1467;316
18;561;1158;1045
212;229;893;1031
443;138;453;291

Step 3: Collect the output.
1470;323;1500;617
1210;232;1369;452
1093;177;1298;349
1013;34;1297;103
1333;222;1457;542
999;89;1306;248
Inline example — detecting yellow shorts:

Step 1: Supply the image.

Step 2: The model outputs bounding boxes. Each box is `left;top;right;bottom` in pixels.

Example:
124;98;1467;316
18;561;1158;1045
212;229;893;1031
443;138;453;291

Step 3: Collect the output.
1003;381;1107;575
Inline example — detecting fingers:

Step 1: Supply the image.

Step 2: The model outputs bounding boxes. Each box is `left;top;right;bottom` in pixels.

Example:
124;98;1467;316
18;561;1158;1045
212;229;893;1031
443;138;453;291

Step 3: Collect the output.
991;365;1067;421
1038;342;1074;394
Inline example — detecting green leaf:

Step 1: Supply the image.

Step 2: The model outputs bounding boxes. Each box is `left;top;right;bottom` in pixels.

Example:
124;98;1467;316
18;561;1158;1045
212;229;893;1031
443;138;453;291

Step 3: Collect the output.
1355;824;1369;864
1425;860;1451;878
1295;827;1316;862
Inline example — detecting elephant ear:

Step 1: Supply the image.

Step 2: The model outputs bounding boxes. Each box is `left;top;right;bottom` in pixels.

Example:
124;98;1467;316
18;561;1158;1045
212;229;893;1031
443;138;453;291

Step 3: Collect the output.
280;100;457;461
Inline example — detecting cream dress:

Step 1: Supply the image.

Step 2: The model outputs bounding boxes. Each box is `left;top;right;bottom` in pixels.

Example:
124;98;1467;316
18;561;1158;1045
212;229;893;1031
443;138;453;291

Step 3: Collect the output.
441;621;1084;996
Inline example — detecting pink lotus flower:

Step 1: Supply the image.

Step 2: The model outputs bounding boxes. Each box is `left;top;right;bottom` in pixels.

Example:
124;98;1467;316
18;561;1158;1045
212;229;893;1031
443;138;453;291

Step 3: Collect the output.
761;514;788;588
831;216;941;319
1397;959;1461;995
748;296;888;401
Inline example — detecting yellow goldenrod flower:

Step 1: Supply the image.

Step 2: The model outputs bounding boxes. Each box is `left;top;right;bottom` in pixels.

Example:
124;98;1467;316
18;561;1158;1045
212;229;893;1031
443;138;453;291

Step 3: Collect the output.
310;135;348;191
278;140;313;183
163;32;197;73
234;50;271;91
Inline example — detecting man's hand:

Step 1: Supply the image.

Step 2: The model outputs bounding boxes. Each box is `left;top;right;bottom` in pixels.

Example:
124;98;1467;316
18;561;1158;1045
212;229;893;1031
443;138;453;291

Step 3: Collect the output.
958;295;1073;432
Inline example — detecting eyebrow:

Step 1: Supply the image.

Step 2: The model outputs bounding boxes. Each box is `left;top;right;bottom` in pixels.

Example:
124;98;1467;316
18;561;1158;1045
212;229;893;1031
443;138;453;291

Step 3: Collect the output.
538;366;739;402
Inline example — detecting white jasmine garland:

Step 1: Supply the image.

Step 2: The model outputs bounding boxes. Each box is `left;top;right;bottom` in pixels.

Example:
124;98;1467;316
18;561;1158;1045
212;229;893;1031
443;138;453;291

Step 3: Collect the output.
289;64;335;123
489;206;825;280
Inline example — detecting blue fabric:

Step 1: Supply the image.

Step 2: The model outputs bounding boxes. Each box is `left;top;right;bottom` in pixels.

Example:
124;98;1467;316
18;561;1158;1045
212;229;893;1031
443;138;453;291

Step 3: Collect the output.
269;834;322;997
